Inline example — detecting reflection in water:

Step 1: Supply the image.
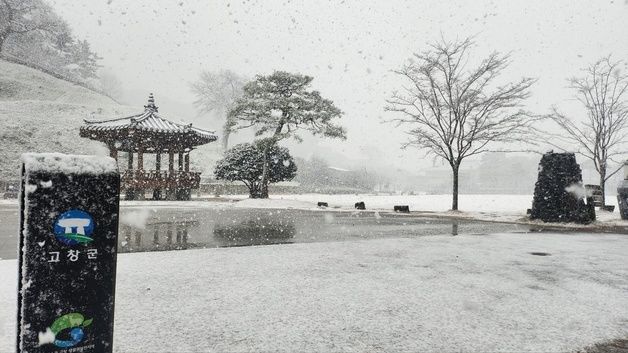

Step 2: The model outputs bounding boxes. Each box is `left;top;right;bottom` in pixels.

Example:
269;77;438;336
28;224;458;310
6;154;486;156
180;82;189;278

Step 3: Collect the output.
120;220;199;253
214;216;296;247
451;221;459;236
106;208;528;256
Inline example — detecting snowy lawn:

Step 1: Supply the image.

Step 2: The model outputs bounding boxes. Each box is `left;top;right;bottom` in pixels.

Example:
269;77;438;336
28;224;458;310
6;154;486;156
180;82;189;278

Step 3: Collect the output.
261;193;537;213
235;194;627;230
1;233;627;352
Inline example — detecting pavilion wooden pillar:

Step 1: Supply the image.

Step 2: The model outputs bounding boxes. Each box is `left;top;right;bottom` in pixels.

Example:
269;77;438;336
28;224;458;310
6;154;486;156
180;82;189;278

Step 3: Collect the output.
184;153;190;172
152;152;163;200
167;151;176;201
137;149;144;170
178;152;184;171
127;151;134;170
125;151;136;200
135;149;145;200
108;145;118;161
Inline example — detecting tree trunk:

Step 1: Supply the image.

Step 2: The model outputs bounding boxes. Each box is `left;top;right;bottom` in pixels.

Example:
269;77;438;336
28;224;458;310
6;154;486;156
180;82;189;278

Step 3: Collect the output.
249;183;261;198
260;184;269;198
259;145;270;199
221;123;231;150
599;172;606;206
0;32;7;54
258;123;283;199
451;164;460;211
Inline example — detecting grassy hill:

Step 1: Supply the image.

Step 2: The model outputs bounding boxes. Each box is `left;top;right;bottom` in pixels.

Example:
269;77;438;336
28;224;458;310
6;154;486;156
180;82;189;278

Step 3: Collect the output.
0;59;136;181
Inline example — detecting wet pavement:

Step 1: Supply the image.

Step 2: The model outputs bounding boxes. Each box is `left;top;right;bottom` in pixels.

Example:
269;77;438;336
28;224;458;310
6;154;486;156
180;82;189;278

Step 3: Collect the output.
0;204;532;260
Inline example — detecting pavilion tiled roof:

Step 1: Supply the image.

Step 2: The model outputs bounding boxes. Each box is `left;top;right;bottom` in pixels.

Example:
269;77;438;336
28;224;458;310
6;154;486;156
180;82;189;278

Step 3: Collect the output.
82;93;217;141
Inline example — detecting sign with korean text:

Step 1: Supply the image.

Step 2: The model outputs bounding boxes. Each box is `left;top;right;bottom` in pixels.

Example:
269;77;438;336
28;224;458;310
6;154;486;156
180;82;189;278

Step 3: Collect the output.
17;153;120;353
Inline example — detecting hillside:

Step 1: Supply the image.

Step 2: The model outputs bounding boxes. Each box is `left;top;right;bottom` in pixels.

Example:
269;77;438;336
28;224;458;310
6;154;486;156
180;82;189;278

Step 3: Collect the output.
0;59;136;181
0;60;223;182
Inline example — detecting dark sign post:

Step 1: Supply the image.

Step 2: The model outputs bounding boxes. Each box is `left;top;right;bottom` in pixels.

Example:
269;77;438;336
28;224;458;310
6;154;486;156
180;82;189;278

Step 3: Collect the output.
17;153;120;353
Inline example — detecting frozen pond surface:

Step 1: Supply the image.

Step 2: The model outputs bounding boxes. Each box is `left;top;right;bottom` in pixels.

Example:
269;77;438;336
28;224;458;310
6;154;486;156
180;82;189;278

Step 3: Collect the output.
0;204;532;260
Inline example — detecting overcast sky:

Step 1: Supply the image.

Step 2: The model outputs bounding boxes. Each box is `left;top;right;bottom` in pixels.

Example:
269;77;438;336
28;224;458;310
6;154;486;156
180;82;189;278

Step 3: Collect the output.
48;0;628;172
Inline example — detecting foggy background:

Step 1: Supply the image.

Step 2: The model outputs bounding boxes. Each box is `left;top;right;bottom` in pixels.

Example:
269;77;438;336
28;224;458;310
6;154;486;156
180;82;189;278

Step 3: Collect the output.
46;0;628;192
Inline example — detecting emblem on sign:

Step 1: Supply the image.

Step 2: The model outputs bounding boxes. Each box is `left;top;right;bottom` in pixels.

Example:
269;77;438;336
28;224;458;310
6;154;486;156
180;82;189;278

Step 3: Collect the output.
53;210;95;245
39;312;93;348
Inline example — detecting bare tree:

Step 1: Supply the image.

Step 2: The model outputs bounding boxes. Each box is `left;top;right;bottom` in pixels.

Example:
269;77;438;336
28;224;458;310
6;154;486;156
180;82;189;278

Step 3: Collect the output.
549;57;628;205
0;0;58;53
98;69;123;101
386;37;538;210
190;70;246;149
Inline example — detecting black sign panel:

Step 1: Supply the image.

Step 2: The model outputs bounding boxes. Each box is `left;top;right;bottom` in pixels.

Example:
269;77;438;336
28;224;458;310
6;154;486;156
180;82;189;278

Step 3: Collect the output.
17;157;120;353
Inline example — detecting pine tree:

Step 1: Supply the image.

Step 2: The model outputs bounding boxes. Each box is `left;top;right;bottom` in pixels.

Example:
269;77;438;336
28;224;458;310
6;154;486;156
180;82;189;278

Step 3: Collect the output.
228;71;345;198
214;143;297;198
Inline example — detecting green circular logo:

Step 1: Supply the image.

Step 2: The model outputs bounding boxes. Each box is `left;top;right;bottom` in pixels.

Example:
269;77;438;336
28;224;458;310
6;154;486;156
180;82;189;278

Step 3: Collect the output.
49;313;93;348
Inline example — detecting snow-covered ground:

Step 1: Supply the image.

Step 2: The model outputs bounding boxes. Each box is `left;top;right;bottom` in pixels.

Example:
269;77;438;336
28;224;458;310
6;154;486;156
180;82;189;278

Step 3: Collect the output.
1;232;627;352
261;193;627;229
262;193;537;213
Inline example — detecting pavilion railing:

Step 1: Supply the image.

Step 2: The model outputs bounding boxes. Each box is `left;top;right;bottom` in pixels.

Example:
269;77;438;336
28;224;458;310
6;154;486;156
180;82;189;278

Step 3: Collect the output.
121;170;201;189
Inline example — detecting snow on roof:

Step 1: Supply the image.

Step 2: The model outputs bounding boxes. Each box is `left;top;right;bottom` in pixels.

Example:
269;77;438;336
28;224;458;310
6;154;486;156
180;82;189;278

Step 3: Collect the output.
82;94;216;140
22;153;118;174
83;110;216;138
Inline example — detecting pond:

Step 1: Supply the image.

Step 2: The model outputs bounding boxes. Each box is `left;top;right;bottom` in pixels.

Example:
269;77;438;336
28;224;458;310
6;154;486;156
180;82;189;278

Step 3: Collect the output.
0;205;531;260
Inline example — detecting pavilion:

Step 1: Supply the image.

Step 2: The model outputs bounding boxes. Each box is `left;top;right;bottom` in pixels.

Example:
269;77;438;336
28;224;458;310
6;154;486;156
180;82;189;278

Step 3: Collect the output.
80;94;217;200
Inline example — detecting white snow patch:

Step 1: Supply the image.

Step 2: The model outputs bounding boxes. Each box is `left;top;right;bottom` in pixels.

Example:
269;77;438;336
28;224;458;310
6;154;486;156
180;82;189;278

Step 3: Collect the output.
20;279;32;294
328;166;351;172
38;180;53;188
120;208;152;229
37;328;55;346
21;153;117;174
234;197;316;210
565;183;589;199
25;184;37;194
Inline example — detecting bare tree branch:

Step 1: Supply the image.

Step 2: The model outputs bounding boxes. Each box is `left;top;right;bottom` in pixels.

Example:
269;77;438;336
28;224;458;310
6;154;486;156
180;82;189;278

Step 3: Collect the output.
385;37;537;210
548;56;628;204
190;70;246;149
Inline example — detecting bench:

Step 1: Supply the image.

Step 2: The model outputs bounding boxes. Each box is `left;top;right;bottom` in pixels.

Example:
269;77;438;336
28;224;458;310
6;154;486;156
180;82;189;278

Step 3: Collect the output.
584;184;615;212
394;205;410;213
